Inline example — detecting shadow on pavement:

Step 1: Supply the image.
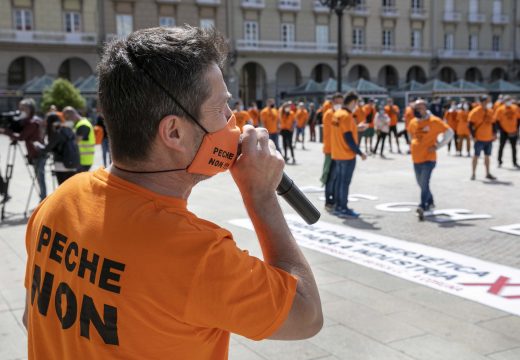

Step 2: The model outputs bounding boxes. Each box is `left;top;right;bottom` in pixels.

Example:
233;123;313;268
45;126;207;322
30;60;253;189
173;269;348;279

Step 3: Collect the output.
0;215;29;227
481;180;514;186
342;217;382;231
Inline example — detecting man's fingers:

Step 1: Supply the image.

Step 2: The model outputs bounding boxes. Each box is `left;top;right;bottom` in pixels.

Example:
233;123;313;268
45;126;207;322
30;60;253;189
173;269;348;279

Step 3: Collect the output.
240;125;257;155
256;128;270;154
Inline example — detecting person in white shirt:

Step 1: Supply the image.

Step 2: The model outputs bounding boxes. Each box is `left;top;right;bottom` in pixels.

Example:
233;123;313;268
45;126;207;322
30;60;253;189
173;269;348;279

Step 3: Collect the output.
372;105;391;158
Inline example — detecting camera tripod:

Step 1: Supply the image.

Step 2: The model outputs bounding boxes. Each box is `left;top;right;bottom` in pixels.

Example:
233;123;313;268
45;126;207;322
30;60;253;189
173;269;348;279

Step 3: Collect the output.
1;141;41;221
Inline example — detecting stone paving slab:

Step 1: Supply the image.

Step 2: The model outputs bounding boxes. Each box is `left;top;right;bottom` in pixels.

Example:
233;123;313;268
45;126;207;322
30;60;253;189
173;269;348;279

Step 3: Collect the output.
487;347;520;360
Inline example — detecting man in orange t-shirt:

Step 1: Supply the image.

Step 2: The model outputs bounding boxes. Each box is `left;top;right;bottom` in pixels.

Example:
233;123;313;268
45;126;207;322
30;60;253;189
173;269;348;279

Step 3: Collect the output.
330;91;367;218
384;98;402;153
294;102;309;150
398;100;415;151
361;99;376;153
260;98;280;152
495;95;519;168
280;102;297;163
22;27;323;360
469;95;498;180
233;101;251;132
443;101;459;154
456;101;471;157
247;102;260;127
320;94;343;210
408;99;453;220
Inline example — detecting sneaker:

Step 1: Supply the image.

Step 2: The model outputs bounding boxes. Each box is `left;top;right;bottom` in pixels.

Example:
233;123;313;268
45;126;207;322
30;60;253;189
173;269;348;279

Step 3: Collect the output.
336;209;360;219
416;207;424;221
291;158;296;165
486;174;497;180
470;174;476;181
324;203;334;212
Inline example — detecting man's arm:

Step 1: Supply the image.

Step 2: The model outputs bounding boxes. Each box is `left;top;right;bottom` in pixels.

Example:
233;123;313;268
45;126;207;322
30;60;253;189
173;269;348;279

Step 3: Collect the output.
231;126;323;340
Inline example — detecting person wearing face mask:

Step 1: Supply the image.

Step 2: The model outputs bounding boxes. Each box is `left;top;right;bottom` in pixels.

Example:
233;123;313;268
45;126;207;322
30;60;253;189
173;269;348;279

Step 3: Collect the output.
372;104;390;158
260;98;281;153
62;106;95;173
320;95;341;211
21;26;323;360
495;95;519;168
384;98;402;153
444;101;459;155
280;102;297;163
407;99;453;221
330;91;367;218
456;101;472;157
469;95;498;180
0;98;47;202
361;98;376;154
294;102;309;150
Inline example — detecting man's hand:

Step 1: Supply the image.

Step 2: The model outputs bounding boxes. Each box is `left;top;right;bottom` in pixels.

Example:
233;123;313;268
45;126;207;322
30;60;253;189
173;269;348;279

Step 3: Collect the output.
230;125;285;202
361;153;367;161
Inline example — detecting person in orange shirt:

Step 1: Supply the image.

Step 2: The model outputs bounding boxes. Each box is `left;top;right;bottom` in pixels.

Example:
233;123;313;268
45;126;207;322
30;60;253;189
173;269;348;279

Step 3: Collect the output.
493;94;504;111
233;101;251;132
330;91;367;218
361;98;376;154
469;95;498;180
247;102;260;127
495;95;519;168
408;99;453;220
320;94;342;210
294;102;309;149
444;100;459;154
307;102;317;142
22;26;323;360
384;98;402;153
260;98;280;152
398;100;415;153
280;102;297;163
456;101;472;157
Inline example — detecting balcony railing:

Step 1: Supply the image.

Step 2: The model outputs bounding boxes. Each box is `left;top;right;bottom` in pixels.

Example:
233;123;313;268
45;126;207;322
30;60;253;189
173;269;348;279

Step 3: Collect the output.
313;1;329;13
236;39;336;53
491;14;509;24
347;45;431;58
468;13;485;23
351;5;369;17
381;7;399;18
278;0;301;11
443;11;462;22
438;49;513;60
196;0;221;5
241;0;265;9
0;29;97;45
410;8;427;20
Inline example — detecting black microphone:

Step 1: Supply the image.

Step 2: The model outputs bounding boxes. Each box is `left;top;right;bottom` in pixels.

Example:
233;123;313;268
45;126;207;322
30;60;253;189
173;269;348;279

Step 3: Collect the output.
276;172;321;225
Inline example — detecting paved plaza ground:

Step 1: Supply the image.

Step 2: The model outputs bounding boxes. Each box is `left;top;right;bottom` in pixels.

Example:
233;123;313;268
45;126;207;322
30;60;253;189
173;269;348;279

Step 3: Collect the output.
1;131;519;360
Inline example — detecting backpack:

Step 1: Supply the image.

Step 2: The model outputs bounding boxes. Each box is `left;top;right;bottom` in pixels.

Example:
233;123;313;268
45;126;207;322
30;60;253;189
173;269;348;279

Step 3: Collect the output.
60;127;80;169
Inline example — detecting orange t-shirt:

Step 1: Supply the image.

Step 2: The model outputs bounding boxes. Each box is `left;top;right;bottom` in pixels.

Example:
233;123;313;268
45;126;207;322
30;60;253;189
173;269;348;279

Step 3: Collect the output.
248;108;259;127
280;111;296;130
468;105;496;142
363;104;376;128
234;110;250;131
24;169;297;360
495;105;518;134
404;106;414;128
353;106;366;125
260;107;279;134
322;108;335;154
408;116;450;164
456;110;470;136
384;105;400;126
444;109;458;130
295;109;308;128
331;109;358;161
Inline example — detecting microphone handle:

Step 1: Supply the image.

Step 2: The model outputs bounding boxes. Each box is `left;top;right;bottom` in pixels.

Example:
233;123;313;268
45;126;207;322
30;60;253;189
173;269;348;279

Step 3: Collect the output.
276;173;321;225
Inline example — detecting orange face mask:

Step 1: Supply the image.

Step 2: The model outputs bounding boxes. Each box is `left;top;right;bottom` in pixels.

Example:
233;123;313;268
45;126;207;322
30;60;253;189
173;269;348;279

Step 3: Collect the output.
186;114;241;176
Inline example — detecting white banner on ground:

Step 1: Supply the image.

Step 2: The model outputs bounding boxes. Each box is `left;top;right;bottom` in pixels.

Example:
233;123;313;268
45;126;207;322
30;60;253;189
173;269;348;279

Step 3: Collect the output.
230;215;520;317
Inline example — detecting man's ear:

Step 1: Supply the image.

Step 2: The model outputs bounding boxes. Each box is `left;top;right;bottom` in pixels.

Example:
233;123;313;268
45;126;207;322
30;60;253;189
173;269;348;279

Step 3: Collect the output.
157;115;187;153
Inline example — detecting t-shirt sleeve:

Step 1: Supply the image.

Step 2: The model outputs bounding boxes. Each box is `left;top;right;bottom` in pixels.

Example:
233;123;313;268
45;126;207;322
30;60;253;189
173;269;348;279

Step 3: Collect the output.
184;230;297;340
76;125;90;140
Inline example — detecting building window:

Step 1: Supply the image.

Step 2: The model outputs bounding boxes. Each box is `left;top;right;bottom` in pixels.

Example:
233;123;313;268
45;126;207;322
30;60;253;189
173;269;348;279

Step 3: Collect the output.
316;25;329;44
281;23;295;45
244;21;259;45
444;0;454;12
411;30;422;49
493;0;502;15
200;19;215;29
382;29;394;49
492;35;501;51
411;0;423;9
469;0;479;14
469;34;478;51
352;27;364;47
444;33;454;50
64;12;81;33
159;17;175;28
13;9;33;31
382;0;395;7
116;14;133;36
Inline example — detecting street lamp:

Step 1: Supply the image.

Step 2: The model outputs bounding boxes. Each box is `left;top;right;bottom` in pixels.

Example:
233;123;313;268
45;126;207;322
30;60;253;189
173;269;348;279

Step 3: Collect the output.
319;0;358;92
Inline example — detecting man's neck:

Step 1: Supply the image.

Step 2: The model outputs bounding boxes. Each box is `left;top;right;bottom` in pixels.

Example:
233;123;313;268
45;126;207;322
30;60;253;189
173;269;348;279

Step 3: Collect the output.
107;165;196;200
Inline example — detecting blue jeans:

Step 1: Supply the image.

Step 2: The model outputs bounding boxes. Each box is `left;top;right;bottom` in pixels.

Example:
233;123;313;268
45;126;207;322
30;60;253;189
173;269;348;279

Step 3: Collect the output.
334;159;356;212
413;161;436;210
102;138;111;167
325;157;336;205
32;154;47;202
269;133;280;153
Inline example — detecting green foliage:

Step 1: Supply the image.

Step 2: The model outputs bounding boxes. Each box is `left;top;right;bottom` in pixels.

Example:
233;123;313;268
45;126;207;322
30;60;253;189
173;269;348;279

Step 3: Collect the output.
40;78;86;112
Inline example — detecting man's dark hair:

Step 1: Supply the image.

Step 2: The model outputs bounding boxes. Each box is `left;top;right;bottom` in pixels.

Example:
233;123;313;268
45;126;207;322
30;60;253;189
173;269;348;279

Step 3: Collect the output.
480;95;489;103
343;91;359;105
97;26;228;163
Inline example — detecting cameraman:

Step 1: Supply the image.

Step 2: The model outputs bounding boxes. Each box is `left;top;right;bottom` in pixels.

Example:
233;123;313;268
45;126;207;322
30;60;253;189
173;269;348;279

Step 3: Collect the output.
0;98;47;202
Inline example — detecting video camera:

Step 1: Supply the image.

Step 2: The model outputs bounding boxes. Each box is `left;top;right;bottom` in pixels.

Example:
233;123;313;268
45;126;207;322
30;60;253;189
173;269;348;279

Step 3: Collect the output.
0;110;24;133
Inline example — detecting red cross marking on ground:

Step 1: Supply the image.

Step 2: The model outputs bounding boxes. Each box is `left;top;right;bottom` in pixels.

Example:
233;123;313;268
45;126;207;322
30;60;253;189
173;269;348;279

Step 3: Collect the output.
461;276;520;299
